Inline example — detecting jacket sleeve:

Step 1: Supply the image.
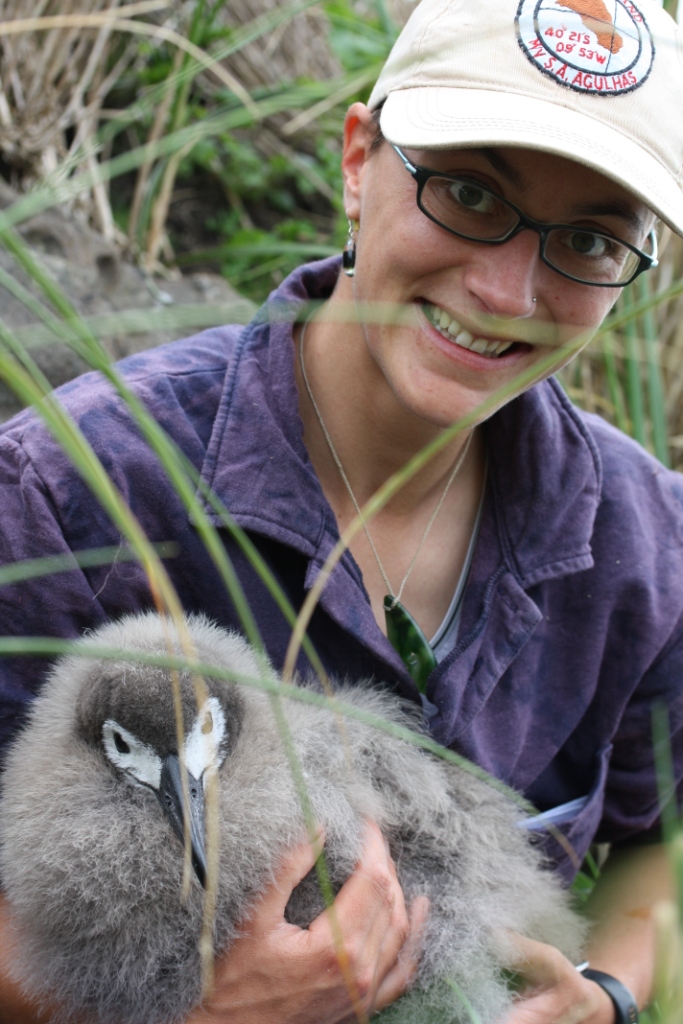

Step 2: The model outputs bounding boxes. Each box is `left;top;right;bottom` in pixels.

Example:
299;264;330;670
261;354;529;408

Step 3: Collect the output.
0;331;240;759
0;428;110;752
601;618;683;846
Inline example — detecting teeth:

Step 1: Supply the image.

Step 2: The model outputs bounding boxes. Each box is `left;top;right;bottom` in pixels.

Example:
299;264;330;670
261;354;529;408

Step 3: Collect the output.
422;302;514;359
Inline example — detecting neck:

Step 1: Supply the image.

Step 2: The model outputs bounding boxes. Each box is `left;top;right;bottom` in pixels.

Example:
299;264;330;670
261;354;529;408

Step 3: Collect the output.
295;301;484;519
295;286;488;640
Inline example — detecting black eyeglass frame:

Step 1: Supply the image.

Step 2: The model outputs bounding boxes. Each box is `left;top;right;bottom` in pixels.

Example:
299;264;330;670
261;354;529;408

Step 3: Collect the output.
392;145;658;289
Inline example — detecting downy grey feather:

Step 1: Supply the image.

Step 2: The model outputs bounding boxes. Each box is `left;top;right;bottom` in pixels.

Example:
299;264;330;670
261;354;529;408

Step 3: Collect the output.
0;612;587;1024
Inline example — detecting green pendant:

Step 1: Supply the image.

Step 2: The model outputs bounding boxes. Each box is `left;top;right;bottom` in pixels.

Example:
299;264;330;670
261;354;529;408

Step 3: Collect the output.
383;596;437;694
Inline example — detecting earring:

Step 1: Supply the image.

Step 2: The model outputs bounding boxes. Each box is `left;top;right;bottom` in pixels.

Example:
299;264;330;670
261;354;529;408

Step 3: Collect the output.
343;219;358;277
532;296;537;303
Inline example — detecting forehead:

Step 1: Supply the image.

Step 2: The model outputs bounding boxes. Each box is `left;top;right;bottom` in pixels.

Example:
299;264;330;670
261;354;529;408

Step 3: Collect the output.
75;662;239;755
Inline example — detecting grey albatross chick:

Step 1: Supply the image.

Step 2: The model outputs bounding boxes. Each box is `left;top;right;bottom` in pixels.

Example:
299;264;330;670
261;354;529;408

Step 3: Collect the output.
0;611;587;1024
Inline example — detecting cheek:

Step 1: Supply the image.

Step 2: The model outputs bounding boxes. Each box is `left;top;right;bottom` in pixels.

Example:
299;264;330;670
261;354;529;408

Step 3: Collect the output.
358;168;457;279
546;284;616;335
541;295;611;378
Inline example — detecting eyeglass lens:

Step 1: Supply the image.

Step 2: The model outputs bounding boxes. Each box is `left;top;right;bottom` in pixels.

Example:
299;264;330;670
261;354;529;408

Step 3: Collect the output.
419;176;648;286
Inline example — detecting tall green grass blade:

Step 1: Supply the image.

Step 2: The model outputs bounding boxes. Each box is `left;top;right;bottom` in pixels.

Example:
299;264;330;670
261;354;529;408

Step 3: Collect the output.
600;330;629;435
190;472;331;686
0;634;538;808
200;241;339;259
0;217;265;650
0;330;184;622
672;834;683;937
0;218;331;682
0;265;72;344
0;544;178;588
9;302;255;350
653;704;680;845
621;291;648;448
282;315;600;682
638;275;670;466
608;278;683;331
0;232;336;982
444;977;484;1024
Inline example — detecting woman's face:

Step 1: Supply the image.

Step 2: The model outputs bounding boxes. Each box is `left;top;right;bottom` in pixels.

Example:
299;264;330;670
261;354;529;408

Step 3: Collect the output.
340;104;656;429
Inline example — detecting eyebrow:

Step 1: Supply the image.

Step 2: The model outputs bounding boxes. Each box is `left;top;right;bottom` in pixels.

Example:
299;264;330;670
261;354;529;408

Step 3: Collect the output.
569;201;645;235
479;148;525;191
479;148;645;234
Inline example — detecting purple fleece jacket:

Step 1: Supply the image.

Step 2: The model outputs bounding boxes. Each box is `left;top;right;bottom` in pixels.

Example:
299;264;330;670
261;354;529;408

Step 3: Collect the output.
1;257;682;881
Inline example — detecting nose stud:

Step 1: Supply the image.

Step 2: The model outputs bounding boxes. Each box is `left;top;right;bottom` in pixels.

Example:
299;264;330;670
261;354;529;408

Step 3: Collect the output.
532;297;537;303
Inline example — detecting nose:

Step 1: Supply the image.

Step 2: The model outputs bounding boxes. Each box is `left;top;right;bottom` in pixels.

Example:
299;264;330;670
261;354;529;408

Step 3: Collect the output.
462;229;541;320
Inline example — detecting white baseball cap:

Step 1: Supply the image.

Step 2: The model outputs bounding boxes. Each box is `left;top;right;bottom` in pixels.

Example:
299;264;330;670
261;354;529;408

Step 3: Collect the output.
368;0;683;233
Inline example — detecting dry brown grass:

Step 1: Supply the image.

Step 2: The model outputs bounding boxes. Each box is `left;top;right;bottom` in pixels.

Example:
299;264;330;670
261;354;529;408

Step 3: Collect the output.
0;1;346;261
0;1;171;238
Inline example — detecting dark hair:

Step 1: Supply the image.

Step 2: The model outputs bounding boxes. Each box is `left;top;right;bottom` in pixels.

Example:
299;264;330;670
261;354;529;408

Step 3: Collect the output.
369;102;385;152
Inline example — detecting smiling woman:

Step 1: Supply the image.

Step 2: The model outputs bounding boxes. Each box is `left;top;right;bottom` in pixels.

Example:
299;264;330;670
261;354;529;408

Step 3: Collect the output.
1;1;683;1023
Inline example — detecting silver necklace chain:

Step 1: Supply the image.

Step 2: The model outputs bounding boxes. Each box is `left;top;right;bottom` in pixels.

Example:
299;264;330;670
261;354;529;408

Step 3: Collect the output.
299;320;473;608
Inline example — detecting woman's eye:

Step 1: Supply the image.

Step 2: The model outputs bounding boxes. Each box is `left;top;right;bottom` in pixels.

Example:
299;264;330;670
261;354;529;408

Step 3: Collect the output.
568;231;609;257
449;182;496;214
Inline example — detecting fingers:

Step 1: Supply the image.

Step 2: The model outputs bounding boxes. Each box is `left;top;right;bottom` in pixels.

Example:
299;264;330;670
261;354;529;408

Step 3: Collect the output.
314;821;404;947
501;934;615;1024
246;828;326;933
192;821;422;1024
503;932;569;989
373;895;430;1011
309;821;414;1015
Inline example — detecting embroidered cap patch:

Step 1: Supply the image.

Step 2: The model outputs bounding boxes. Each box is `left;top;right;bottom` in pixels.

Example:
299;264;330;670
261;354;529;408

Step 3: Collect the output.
516;0;654;95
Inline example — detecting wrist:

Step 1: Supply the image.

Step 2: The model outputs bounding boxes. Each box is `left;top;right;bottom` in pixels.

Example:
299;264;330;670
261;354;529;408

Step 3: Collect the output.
579;967;639;1024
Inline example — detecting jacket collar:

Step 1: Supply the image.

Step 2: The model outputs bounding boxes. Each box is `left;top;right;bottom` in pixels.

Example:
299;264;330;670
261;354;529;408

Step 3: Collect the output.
198;258;601;591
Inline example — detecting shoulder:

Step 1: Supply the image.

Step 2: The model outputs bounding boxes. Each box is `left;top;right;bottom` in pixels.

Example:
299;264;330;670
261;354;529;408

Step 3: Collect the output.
0;324;244;475
566;388;683;541
489;378;683;606
523;376;683;535
542;383;683;653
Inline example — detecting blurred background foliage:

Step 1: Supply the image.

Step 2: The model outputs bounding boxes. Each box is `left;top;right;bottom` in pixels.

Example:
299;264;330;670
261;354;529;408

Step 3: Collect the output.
2;0;683;468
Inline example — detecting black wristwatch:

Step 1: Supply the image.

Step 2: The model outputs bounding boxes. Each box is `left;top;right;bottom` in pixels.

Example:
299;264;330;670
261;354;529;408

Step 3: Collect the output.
577;965;639;1024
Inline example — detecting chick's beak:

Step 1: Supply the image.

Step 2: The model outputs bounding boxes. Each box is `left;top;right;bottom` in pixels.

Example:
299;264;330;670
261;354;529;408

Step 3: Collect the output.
155;753;207;889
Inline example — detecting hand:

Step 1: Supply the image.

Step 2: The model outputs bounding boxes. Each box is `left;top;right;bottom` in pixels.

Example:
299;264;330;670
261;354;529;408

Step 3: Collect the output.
188;821;430;1024
503;934;616;1024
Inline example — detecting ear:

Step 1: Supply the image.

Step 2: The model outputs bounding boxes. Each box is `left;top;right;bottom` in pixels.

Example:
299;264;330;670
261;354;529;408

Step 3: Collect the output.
341;103;377;221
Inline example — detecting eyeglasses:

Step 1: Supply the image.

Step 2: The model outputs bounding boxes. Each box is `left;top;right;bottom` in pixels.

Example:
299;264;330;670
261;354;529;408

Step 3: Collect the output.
392;145;658;288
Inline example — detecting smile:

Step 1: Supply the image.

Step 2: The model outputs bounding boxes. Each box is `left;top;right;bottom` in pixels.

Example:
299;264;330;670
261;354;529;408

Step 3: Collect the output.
422;302;516;359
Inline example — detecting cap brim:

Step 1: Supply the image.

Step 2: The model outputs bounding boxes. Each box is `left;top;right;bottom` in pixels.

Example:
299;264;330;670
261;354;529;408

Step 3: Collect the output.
380;88;683;235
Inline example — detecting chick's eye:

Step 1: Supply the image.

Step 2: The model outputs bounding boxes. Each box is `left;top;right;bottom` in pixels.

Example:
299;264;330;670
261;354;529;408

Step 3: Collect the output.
113;731;130;754
449;182;496;214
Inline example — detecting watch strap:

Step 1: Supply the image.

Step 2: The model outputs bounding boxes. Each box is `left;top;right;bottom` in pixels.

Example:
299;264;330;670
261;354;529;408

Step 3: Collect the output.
580;967;639;1024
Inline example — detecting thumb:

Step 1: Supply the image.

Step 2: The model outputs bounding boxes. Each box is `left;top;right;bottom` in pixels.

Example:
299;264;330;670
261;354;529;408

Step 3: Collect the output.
252;829;326;929
501;932;568;988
